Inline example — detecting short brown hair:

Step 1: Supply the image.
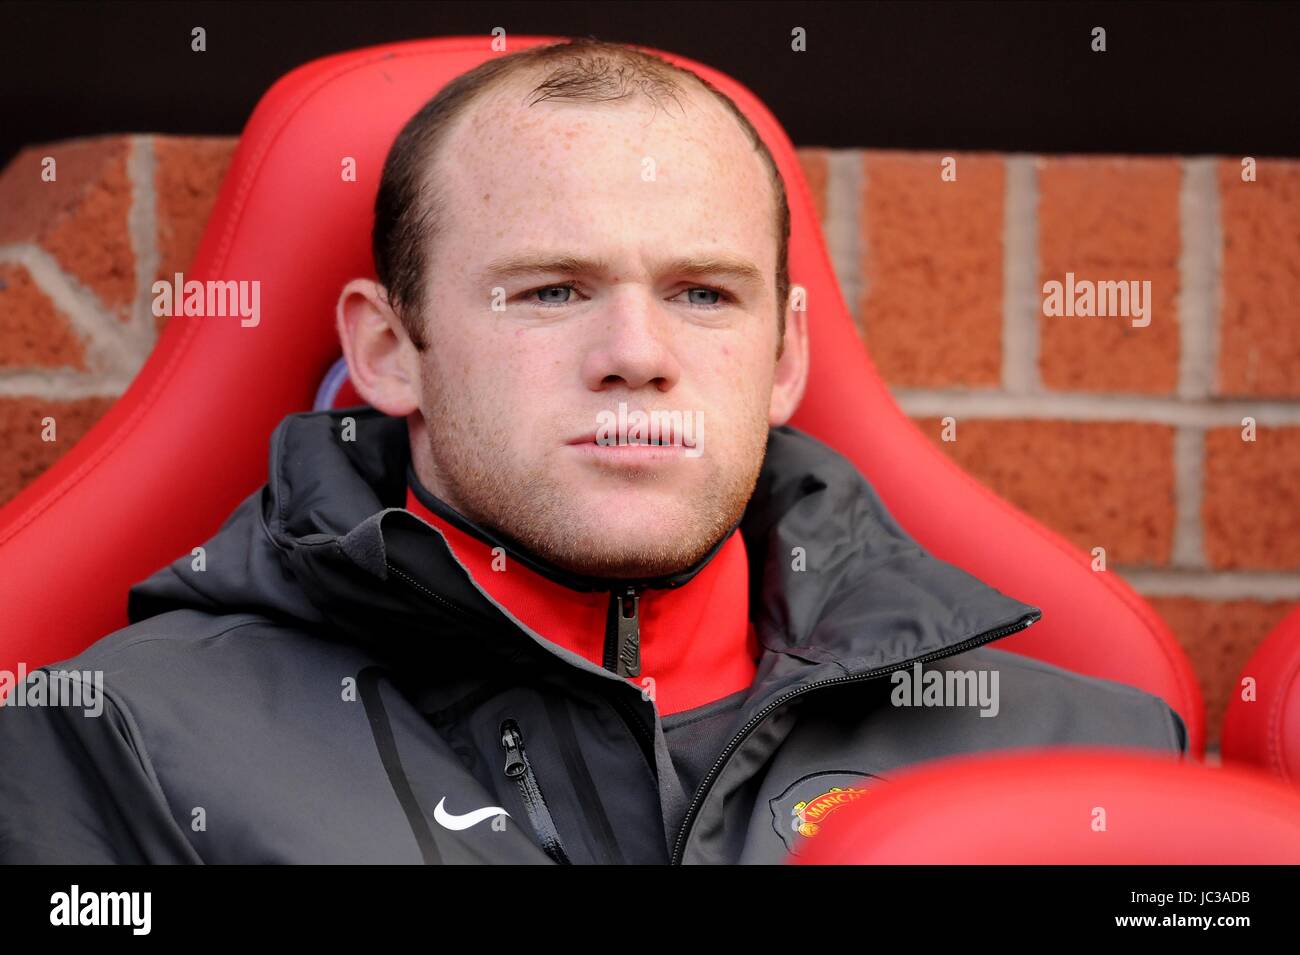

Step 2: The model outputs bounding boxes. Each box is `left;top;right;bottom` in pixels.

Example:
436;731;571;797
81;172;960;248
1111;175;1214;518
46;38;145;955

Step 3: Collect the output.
372;37;791;353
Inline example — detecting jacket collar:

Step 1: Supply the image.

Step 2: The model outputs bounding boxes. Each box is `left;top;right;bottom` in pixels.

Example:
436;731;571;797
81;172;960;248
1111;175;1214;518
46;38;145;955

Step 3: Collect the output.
402;477;759;716
129;405;1041;695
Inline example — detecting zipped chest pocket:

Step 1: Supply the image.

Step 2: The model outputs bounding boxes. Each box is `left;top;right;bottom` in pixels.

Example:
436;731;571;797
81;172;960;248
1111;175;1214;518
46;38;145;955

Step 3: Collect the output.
500;718;572;865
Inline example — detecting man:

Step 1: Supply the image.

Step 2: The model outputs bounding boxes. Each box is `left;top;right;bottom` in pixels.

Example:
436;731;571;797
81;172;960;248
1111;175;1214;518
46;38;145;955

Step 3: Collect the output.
0;38;1187;864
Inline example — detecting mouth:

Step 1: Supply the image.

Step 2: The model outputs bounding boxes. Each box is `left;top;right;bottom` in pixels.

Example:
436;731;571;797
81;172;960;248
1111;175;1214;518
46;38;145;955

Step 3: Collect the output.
566;413;695;449
565;419;694;467
566;432;683;447
567;441;688;468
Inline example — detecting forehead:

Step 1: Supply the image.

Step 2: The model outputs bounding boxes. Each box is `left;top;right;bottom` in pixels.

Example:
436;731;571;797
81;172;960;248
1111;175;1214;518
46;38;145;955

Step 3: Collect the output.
429;73;777;260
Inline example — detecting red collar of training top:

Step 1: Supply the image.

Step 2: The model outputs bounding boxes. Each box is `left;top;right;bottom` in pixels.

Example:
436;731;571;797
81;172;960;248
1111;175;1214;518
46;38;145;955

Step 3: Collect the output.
403;476;758;717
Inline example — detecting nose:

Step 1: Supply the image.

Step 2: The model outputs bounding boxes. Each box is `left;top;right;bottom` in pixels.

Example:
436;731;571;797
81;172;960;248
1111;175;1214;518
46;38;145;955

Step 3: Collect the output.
578;289;682;395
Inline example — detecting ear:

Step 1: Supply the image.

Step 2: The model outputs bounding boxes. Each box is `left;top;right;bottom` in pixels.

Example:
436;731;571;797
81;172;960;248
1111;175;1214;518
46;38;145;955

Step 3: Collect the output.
768;293;809;426
335;278;422;416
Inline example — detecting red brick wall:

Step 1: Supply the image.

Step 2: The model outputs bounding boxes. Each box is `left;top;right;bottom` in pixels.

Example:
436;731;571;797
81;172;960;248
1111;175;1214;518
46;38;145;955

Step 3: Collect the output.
800;149;1300;750
0;135;236;506
1;138;1297;749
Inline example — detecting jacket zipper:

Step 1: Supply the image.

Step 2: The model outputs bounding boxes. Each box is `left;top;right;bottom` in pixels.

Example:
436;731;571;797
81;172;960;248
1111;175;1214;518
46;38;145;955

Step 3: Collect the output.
603;584;642;678
394;553;1038;864
668;611;1041;864
500;718;572;865
392;560;656;839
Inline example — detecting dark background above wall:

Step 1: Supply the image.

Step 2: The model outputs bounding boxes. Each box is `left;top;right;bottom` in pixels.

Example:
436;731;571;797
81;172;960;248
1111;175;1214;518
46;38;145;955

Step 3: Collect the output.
2;0;1298;169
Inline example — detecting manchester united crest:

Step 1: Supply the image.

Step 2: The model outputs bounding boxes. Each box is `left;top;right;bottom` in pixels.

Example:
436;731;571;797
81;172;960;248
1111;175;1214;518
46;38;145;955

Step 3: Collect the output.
770;770;885;855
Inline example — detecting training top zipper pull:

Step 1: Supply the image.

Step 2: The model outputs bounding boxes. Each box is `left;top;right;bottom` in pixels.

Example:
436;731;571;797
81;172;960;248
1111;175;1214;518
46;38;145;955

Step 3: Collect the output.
501;724;525;777
604;584;641;678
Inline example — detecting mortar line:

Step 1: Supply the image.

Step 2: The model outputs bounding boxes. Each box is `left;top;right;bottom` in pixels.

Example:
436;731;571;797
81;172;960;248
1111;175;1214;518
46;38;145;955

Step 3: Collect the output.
125;134;160;372
1002;155;1040;394
1178;158;1220;399
1171;426;1207;567
824;149;865;340
893;388;1300;427
0;243;136;375
1119;567;1300;601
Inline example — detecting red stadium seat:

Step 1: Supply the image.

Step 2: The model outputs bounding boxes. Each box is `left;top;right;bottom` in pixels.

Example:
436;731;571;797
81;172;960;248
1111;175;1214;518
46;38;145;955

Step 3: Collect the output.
1222;604;1300;785
791;749;1300;864
0;36;1203;755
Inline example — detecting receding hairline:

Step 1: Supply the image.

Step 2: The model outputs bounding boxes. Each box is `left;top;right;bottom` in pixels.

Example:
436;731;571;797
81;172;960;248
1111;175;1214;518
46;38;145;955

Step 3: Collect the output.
421;62;761;196
417;64;782;269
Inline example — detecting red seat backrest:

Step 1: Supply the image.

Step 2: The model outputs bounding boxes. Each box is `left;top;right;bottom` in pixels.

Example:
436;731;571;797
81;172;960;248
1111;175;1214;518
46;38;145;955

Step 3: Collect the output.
1223;604;1300;783
792;749;1300;863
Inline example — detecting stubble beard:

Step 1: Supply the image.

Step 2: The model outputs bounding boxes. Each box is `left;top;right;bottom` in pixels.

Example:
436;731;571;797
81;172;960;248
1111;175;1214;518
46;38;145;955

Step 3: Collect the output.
415;373;769;580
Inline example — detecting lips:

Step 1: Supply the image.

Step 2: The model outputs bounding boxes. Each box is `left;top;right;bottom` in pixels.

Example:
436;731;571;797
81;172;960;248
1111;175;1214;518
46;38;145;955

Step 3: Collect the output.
567;416;689;447
567;431;681;447
567;439;689;466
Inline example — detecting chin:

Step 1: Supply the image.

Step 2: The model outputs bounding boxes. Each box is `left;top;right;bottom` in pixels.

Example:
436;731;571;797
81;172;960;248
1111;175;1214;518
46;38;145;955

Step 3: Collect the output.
556;548;704;581
548;511;714;575
567;495;696;535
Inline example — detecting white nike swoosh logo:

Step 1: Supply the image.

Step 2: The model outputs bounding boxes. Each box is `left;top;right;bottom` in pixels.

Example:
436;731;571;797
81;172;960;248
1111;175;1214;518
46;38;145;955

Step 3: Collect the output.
433;797;511;831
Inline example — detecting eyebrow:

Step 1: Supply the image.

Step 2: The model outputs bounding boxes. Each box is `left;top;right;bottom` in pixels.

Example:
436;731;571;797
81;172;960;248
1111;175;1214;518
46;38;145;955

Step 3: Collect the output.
477;252;766;290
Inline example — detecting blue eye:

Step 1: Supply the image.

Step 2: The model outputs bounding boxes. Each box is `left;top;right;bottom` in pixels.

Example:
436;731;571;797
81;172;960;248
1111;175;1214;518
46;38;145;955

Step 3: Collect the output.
685;287;722;306
535;284;575;305
525;283;729;309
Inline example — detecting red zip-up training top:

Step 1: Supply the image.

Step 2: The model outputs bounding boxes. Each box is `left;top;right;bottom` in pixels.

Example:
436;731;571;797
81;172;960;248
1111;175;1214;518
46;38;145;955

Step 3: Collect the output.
404;483;759;717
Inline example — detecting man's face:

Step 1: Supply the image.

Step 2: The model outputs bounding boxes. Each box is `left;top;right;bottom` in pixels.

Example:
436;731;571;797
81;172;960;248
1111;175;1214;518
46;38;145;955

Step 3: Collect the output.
406;80;787;579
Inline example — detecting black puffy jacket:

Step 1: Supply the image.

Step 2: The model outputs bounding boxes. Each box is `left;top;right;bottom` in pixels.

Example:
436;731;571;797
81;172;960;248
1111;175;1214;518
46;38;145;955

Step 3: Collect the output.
0;407;1187;864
